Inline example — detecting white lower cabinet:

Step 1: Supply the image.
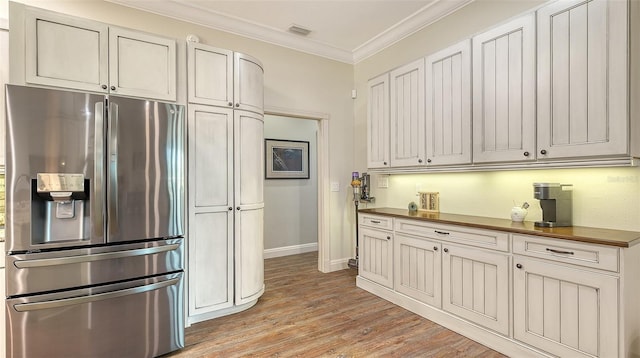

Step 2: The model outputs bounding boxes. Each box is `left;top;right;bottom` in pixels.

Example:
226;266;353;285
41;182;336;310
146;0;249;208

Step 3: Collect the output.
357;215;639;357
442;244;509;336
359;227;393;289
513;256;618;358
394;234;441;307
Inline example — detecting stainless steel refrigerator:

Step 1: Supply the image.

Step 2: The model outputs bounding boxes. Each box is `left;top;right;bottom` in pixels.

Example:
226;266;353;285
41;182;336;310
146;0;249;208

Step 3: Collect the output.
4;85;185;357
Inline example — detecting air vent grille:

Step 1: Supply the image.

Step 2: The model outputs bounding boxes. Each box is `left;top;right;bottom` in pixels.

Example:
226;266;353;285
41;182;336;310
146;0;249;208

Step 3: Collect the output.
288;24;311;36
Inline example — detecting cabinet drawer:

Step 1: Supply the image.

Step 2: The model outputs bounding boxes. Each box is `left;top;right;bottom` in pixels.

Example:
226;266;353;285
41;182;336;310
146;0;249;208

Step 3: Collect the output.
359;214;393;231
513;234;619;272
395;219;509;252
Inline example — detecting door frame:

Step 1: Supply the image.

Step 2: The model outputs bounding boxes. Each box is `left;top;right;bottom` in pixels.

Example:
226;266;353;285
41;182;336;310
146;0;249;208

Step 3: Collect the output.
264;106;331;273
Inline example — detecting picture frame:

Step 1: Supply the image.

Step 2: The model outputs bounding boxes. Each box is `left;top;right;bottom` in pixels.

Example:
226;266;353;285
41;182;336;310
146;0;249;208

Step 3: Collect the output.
265;139;310;179
418;191;440;212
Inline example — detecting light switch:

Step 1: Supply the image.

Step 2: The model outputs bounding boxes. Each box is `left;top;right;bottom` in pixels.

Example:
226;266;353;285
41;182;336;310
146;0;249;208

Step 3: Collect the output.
378;176;389;188
330;182;340;192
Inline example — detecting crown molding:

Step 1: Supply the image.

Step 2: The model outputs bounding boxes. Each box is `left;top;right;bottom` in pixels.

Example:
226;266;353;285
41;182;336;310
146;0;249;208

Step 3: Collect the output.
108;0;474;64
352;0;475;63
108;0;354;63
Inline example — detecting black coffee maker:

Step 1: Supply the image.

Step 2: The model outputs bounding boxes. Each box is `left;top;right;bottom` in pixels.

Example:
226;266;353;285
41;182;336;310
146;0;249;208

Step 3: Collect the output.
533;183;573;227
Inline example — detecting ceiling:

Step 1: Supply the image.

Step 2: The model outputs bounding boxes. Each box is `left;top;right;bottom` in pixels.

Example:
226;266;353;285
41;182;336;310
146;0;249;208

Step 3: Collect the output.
108;0;474;64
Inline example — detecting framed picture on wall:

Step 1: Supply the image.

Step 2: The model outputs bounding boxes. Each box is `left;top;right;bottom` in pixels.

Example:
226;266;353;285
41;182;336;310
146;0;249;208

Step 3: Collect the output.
265;139;310;179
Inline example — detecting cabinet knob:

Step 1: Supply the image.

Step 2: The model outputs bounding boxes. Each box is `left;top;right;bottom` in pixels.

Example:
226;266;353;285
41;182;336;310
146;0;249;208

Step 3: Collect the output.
228;102;233;107
235;103;240;107
228;207;233;211
443;248;449;253
433;246;438;251
516;263;523;269
387;236;391;240
540;149;547;155
101;84;108;90
427;159;432;163
418;159;423;163
110;86;116;91
236;206;241;210
383;161;388;166
523;151;530;157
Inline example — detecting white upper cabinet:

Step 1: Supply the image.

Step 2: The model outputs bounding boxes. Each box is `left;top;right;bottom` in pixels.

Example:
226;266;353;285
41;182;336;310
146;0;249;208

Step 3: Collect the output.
234;53;264;114
25;7;177;101
390;58;425;167
425;40;471;166
188;43;233;107
108;27;176;101
537;0;628;159
188;43;264;114
25;8;108;93
473;14;536;164
367;73;390;168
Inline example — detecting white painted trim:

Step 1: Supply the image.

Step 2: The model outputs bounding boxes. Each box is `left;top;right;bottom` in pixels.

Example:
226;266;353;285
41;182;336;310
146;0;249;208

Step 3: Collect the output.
107;0;474;64
0;18;8;30
264;106;332;274
329;258;351;272
264;243;318;259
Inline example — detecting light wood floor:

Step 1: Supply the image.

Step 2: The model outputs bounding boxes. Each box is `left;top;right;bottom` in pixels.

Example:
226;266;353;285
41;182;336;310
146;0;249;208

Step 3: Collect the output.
168;252;506;357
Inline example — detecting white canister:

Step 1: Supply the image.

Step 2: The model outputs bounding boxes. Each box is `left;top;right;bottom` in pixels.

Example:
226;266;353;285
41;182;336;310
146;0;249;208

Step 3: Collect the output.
510;206;528;222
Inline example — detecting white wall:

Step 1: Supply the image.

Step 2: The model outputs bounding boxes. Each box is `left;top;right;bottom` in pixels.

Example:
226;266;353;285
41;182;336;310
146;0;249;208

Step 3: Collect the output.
353;0;640;232
264;115;318;256
8;0;356;270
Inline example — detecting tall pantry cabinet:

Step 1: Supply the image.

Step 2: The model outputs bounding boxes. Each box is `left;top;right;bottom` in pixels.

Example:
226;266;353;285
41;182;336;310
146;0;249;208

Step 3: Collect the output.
186;42;265;324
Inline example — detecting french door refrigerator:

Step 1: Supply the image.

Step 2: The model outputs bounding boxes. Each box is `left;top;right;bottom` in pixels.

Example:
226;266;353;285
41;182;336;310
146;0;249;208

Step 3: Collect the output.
4;85;185;357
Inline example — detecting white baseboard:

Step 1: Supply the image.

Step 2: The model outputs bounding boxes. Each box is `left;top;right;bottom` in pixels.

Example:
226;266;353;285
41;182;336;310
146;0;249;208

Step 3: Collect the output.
264;242;318;259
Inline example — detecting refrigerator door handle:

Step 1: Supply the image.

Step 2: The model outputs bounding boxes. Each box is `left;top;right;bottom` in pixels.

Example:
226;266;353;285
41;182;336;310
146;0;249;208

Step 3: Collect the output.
108;102;119;236
14;243;180;268
94;101;105;240
13;277;180;312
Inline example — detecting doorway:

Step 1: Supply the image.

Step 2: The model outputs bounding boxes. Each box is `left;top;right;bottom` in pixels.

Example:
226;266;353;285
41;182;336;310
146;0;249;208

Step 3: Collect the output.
264;107;330;272
263;114;318;258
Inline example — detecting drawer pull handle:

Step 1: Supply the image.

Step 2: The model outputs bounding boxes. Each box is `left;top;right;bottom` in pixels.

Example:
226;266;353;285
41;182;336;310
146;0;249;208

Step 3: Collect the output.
371;220;381;224
434;230;450;235
546;248;574;255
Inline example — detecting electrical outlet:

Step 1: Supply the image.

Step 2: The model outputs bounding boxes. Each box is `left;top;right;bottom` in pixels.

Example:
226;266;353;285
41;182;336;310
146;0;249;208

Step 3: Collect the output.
330;182;340;192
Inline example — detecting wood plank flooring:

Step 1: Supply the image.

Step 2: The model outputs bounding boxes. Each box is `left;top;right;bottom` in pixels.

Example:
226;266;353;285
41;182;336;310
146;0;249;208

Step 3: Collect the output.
168;252;506;357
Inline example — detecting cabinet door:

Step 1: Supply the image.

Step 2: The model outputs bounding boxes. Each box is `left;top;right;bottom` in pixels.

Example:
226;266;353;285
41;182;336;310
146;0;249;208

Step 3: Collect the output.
189;210;234;314
367;73;390;168
109;27;177;101
187;105;234;315
235;206;265;305
425;40;472;166
537;0;628;159
513;256;618;357
25;8;109;93
394;234;441;308
390;58;425;167
473;14;536;163
235;111;264;206
359;227;393;288
188;43;233;107
442;244;509;336
234;53;264;114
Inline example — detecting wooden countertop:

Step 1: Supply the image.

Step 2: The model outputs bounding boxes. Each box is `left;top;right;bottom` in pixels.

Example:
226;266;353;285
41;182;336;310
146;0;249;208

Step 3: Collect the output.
359;208;640;248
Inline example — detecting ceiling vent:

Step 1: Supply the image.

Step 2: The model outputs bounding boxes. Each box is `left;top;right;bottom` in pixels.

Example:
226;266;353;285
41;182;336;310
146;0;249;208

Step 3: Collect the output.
288;24;311;36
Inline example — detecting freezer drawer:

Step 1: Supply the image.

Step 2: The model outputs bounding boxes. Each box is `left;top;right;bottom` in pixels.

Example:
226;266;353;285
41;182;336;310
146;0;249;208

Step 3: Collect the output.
7;238;183;297
6;272;184;358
